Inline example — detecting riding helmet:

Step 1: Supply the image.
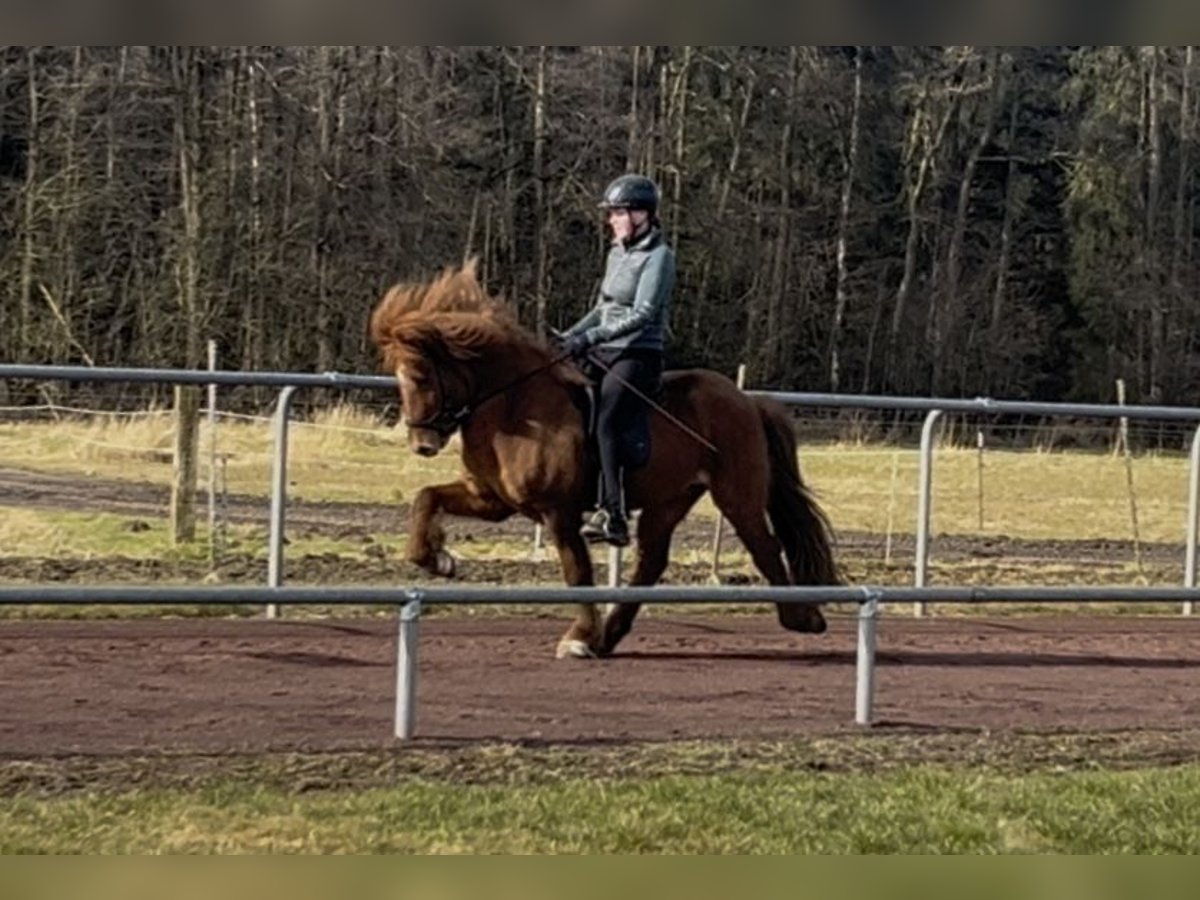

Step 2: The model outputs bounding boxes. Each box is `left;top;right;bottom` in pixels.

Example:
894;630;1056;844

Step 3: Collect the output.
599;174;660;214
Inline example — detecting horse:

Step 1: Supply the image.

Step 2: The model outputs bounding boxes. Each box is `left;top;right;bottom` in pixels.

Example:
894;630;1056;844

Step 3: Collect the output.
368;260;841;659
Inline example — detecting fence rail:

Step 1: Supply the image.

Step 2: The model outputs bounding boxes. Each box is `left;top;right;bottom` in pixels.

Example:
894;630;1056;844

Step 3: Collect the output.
6;364;1200;740
6;362;1200;615
0;363;392;391
1;583;1196;739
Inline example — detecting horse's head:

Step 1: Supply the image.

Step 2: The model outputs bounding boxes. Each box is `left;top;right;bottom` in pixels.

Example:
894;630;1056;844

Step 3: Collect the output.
383;324;475;457
369;262;564;457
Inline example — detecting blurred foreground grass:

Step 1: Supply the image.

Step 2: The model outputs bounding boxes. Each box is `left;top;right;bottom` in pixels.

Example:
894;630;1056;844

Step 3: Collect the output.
3;760;1199;853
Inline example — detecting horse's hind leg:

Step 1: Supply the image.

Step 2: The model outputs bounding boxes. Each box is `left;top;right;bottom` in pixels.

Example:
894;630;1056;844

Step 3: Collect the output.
544;510;602;659
408;480;512;577
712;483;827;634
600;485;705;655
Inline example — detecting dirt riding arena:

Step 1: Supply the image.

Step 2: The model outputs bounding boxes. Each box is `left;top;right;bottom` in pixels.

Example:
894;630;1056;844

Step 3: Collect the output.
3;467;1200;756
2;613;1199;754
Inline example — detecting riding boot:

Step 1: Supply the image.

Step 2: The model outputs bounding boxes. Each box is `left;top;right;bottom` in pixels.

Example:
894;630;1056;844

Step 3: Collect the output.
581;469;630;546
581;506;630;547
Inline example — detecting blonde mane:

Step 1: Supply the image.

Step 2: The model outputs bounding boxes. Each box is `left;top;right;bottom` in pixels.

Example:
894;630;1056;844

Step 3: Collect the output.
369;259;551;370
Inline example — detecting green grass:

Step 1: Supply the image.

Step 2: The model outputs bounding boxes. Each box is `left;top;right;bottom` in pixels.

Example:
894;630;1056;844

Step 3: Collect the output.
3;408;1195;543
800;443;1192;545
0;406;437;506
0;506;205;560
3;763;1199;853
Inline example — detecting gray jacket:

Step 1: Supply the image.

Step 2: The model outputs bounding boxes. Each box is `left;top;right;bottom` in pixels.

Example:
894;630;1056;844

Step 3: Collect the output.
566;227;674;352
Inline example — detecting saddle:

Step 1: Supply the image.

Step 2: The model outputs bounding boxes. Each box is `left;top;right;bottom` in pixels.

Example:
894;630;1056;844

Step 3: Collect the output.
570;383;654;511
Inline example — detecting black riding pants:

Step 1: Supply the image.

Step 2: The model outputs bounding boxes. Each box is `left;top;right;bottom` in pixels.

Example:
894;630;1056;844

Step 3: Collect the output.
586;347;663;514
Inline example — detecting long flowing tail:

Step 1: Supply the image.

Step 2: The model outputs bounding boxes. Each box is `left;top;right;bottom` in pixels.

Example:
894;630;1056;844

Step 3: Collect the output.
756;398;842;585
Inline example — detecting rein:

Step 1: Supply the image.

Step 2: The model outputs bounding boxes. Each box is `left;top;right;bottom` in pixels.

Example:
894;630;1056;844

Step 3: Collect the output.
583;352;719;455
405;350;572;435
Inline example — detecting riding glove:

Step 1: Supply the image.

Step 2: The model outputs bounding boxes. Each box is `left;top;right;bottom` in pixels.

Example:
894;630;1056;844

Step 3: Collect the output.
562;334;592;360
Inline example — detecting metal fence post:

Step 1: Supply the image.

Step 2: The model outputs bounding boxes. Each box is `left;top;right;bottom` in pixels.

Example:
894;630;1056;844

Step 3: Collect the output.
855;590;880;726
608;545;623;588
395;596;423;740
599;545;624;625
266;385;298;618
207;341;219;566
914;409;943;616
1185;425;1200;615
530;523;547;562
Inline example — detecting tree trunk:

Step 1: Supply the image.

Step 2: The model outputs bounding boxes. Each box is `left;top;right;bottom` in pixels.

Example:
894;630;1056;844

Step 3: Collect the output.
173;47;202;369
830;47;863;391
19;47;39;357
861;274;891;393
669;46;692;245
106;47;127;184
533;46;549;336
313;47;336;372
647;48;667;177
166;49;204;538
463;185;482;265
695;66;756;346
626;46;641;170
54;46;85;364
1171;47;1193;292
763;47;799;380
890;82;955;388
891;90;930;342
1145;46;1164;401
935;52;1001;393
243;47;266;370
991;81;1021;338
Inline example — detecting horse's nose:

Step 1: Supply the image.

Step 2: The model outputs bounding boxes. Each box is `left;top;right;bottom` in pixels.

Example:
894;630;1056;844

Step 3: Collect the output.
414;444;438;458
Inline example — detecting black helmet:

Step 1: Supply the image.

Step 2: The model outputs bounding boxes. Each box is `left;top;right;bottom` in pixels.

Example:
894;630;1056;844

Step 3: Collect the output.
599;174;659;214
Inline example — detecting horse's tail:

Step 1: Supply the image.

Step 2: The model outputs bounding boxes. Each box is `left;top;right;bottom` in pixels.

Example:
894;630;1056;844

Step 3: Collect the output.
756;398;842;586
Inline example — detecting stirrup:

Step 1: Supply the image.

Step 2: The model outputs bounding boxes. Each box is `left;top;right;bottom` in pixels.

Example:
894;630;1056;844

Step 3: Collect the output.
580;509;630;547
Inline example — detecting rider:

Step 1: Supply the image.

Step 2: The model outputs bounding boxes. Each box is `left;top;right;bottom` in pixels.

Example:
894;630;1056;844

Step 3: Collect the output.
559;173;676;547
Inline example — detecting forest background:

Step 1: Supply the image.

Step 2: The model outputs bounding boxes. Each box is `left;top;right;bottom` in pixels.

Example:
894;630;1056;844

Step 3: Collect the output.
0;46;1194;408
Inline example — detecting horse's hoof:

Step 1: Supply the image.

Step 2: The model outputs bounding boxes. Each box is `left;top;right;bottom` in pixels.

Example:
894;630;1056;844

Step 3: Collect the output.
434;551;456;578
555;639;597;660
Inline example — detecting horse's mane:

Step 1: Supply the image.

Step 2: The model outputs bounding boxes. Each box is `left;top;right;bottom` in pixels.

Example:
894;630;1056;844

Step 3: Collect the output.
369;258;557;372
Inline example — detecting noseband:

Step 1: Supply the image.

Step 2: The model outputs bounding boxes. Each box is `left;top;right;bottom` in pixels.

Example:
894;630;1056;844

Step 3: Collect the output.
403;363;471;437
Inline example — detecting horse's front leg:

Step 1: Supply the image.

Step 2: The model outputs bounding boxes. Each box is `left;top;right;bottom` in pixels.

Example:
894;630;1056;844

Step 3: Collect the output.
407;480;513;577
544;510;602;660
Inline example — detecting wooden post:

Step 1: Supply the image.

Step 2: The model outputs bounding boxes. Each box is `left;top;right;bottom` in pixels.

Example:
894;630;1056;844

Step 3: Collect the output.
170;385;201;545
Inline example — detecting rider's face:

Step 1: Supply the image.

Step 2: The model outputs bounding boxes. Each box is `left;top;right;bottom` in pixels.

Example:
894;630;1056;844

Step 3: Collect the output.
608;208;648;242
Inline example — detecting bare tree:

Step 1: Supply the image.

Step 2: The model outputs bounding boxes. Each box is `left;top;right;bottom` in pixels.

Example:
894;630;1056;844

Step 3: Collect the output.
829;46;863;392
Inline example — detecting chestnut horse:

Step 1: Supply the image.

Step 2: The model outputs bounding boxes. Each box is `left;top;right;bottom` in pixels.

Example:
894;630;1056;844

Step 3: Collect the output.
369;262;840;658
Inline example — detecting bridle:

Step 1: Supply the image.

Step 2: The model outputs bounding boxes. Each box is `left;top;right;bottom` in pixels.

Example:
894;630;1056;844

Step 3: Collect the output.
402;361;472;436
402;350;572;437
